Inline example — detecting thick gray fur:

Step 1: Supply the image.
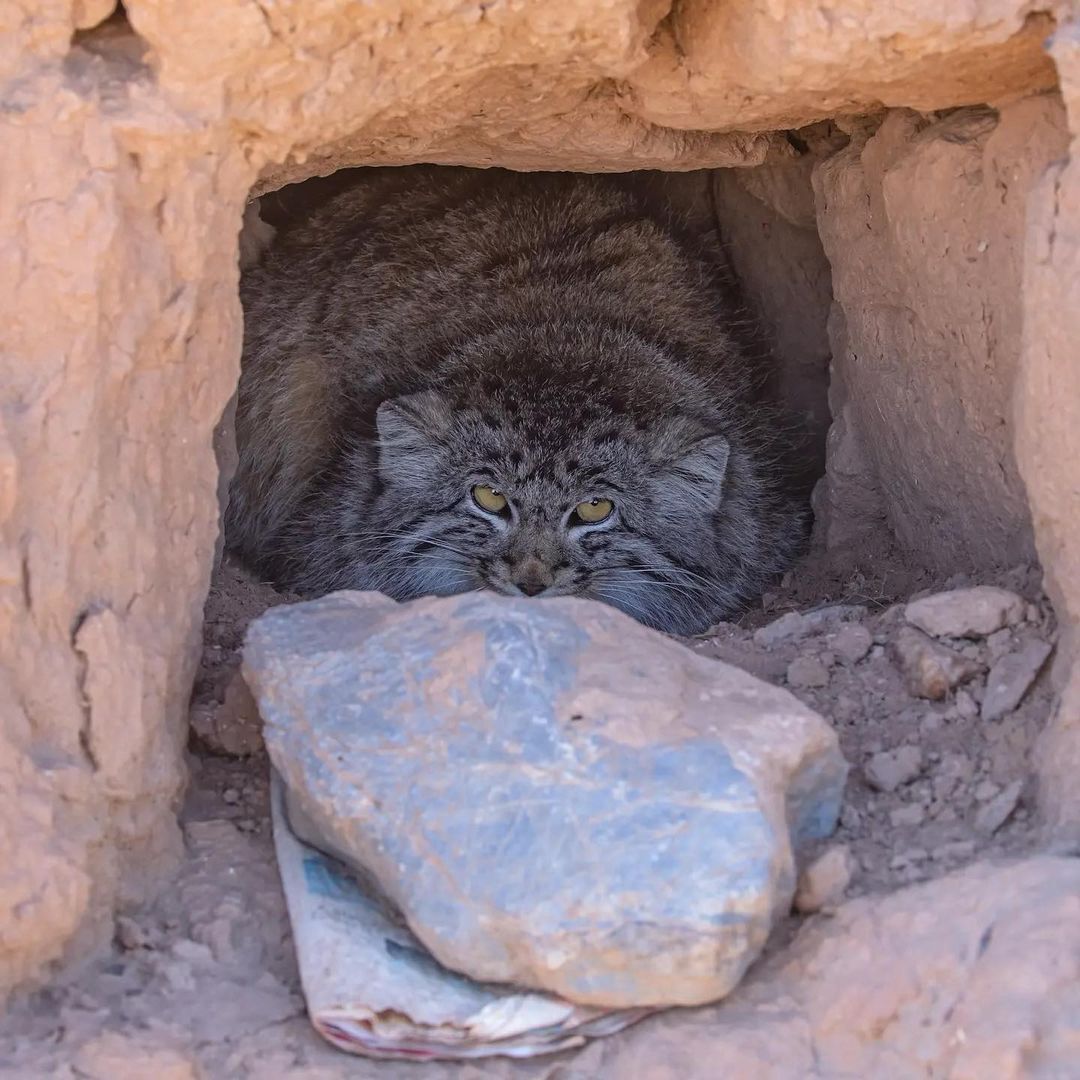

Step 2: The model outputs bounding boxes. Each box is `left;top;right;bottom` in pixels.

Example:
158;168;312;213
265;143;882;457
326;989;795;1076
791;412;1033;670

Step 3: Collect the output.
227;168;810;635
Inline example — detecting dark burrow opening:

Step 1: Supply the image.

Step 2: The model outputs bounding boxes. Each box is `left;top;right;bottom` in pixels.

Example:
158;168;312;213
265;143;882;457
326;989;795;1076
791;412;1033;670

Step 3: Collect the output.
193;156;1054;891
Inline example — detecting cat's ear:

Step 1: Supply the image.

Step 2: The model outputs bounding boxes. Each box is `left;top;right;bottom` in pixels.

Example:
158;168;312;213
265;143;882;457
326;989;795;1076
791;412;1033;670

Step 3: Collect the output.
652;430;731;514
375;391;451;482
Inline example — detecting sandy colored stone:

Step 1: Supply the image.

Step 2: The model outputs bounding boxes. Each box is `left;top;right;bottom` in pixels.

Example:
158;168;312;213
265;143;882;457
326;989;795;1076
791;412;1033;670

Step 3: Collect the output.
190;669;263;757
889;626;984;700
754;611;809;647
1020;24;1080;849
786;655;831;689
73;1030;200;1080
864;745;924;793
793;845;855;914
569;857;1080;1078
982;640;1053;722
905;586;1027;639
72;0;117;31
974;780;1023;836
813;98;1071;569
830;624;873;665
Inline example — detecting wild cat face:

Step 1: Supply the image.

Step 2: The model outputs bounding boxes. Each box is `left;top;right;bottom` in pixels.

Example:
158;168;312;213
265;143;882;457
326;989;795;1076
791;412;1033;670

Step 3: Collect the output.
360;383;737;635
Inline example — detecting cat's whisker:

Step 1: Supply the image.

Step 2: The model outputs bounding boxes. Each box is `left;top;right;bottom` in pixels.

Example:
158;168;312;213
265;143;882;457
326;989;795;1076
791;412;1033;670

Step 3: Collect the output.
597;568;714;596
602;564;718;590
362;532;474;560
593;578;716;628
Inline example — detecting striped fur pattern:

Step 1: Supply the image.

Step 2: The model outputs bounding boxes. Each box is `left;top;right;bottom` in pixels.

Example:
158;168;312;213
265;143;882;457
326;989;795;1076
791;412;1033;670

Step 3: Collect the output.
227;168;811;635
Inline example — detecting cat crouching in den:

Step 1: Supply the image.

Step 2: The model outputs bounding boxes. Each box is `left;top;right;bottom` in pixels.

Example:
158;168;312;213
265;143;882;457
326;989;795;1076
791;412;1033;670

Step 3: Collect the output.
226;168;812;637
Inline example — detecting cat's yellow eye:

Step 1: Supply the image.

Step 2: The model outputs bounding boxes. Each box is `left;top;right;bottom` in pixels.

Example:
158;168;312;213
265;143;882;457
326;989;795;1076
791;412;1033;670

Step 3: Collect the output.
472;484;508;513
575;498;614;524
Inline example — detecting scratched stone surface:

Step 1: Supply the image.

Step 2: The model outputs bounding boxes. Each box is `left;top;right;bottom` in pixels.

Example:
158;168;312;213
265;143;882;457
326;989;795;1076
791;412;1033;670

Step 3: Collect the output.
244;591;847;1008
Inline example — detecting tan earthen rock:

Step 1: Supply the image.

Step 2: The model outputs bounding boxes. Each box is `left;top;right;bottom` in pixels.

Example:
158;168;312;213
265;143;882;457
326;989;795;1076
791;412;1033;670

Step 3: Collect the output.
812;96;1070;569
569;857;1080;1077
1019;23;1080;848
1;0;1079;1001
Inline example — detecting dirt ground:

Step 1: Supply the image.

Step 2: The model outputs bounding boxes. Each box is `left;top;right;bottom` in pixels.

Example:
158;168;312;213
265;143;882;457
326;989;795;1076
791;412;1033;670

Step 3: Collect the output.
0;550;1058;1077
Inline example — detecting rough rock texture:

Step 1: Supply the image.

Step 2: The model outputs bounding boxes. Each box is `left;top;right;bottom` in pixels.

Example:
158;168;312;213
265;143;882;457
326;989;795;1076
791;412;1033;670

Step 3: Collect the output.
1019;25;1080;848
0;750;1071;1077
905;586;1027;639
983;640;1054;721
3;0;1080;996
813;96;1071;566
792;844;854;914
0;18;249;992
889;626;984;700
245;591;846;1009
569;856;1080;1078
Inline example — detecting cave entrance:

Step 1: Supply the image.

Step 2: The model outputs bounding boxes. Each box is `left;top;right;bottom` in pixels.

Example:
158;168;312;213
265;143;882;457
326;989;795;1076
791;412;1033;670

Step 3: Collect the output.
193;125;1056;912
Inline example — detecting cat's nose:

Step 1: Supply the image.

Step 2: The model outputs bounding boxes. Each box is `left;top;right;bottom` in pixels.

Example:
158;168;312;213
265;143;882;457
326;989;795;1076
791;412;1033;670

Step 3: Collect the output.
512;557;551;596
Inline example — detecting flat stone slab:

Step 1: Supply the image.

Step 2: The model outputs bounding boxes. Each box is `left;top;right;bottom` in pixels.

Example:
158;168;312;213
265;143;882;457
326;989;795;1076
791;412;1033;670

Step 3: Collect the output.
245;591;847;1009
904;586;1026;639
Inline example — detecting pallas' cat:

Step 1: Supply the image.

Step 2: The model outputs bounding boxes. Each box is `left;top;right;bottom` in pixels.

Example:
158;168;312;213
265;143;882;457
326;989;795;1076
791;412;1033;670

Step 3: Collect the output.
227;168;809;635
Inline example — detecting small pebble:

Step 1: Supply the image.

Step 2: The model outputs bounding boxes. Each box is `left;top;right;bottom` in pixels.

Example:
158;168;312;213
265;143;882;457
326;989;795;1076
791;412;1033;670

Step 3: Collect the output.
981;640;1053;721
932;839;977;862
889;848;928;869
889;626;983;700
839;804;862;831
932;753;974;802
953;689;978;719
973;780;999;802
986;628;1013;660
890;803;926;828
904;586;1026;639
830;624;873;665
115;916;148;951
786;655;830;689
920;711;945;734
171;938;215;965
974;780;1023;836
802;604;868;629
865;745;924;793
753;611;807;647
794;845;855;913
222;787;241;805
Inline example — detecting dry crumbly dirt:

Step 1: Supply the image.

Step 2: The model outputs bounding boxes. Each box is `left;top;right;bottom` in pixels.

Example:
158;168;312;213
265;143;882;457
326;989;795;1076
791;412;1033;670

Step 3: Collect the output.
0;554;1058;1077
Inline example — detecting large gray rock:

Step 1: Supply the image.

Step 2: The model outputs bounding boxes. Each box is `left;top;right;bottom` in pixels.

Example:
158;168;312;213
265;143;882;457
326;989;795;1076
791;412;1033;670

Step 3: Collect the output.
244;592;847;1009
